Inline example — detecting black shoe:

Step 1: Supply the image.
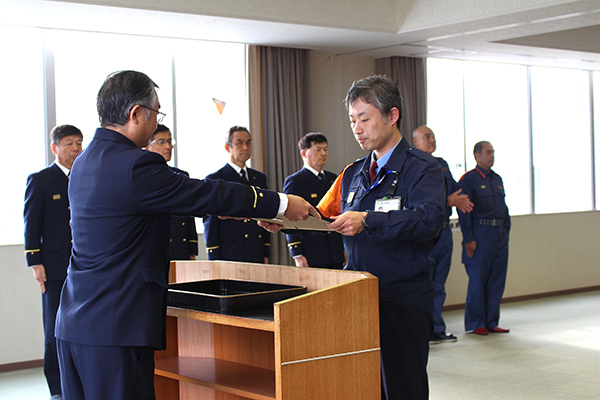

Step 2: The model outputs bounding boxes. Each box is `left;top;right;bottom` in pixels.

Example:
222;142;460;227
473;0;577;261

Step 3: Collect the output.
429;337;441;345
433;332;458;342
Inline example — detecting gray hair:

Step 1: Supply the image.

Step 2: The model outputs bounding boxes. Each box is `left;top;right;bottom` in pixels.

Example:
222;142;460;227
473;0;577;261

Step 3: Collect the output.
97;70;159;127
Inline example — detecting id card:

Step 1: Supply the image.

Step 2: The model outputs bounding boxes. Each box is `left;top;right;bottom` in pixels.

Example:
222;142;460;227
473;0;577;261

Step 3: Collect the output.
374;197;401;212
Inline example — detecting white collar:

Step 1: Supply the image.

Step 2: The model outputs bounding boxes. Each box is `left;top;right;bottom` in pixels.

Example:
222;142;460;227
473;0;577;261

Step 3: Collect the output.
228;161;247;175
303;164;322;177
55;161;70;177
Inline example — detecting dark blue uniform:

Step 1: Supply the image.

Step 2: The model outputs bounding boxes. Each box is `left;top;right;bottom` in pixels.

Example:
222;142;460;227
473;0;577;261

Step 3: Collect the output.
429;157;460;335
283;167;345;269
55;128;280;400
23;162;72;397
332;139;445;400
458;165;510;331
169;167;198;260
203;164;270;263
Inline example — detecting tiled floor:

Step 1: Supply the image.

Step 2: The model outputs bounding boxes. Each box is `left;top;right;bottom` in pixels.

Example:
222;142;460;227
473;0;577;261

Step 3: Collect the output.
1;291;599;399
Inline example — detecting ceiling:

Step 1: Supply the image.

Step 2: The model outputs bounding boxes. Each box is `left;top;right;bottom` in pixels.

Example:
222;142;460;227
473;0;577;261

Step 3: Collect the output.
3;0;600;70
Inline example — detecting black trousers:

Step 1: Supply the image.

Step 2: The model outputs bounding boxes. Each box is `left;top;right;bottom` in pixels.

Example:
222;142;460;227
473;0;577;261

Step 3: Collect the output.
42;279;64;395
379;285;434;400
57;340;156;400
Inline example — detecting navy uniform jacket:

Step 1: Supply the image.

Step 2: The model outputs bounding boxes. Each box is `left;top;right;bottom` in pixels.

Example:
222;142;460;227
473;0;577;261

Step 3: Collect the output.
24;163;72;280
283;167;345;266
169;167;198;260
458;165;511;243
436;157;460;221
203;164;270;263
55;128;280;350
329;139;446;298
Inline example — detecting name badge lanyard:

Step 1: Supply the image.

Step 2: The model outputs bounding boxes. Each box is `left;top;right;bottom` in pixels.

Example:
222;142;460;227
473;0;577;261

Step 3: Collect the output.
362;169;399;194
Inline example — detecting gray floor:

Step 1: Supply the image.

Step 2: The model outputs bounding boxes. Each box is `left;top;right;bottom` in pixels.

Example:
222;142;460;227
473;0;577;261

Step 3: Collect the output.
429;291;600;400
1;291;599;399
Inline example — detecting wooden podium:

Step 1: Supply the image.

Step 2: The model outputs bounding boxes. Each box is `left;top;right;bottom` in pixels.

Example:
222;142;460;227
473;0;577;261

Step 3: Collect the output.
155;260;381;400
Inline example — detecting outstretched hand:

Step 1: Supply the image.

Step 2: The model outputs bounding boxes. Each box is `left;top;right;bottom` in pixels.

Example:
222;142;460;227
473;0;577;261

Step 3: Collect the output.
449;189;474;213
284;194;320;221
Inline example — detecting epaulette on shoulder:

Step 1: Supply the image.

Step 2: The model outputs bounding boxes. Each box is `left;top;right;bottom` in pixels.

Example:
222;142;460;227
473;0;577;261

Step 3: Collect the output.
459;169;476;181
407;146;435;162
339;157;366;175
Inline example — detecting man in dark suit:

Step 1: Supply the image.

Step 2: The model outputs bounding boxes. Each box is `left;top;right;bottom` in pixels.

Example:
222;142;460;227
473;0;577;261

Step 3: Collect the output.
54;70;317;400
24;124;83;400
283;133;345;269
144;124;198;260
203;126;270;263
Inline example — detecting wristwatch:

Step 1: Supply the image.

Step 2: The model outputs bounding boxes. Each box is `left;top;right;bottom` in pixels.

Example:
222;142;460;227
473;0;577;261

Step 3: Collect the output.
362;212;370;231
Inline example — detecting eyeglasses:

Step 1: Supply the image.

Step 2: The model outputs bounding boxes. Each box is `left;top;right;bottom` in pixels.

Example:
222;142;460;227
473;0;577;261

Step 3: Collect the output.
149;138;175;146
140;105;166;123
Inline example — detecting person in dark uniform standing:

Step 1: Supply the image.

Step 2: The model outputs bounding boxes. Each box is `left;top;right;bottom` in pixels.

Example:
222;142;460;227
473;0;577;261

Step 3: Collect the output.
144;124;198;260
55;70;317;400
203;126;270;263
458;141;511;336
413;125;473;344
315;76;446;400
24;124;83;400
283;132;345;269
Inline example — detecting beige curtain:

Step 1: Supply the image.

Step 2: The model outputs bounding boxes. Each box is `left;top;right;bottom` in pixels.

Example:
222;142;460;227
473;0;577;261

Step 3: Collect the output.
248;45;309;265
375;56;427;146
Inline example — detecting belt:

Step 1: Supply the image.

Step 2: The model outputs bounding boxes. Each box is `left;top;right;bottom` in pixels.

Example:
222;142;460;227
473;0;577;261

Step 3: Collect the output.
474;218;504;226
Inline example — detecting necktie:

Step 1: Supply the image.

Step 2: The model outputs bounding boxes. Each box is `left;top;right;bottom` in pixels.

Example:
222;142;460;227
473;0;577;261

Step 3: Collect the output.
318;172;325;181
369;160;377;184
240;169;248;183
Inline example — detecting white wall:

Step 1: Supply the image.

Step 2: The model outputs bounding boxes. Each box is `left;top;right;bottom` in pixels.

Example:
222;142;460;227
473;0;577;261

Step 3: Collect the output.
445;211;600;306
1;244;44;365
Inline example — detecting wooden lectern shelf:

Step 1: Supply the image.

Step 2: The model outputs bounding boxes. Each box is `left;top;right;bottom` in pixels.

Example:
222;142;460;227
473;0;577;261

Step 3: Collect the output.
155;260;381;400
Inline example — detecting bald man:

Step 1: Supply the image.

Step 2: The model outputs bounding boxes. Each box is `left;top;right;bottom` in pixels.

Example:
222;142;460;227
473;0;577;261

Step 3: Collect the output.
413;125;473;343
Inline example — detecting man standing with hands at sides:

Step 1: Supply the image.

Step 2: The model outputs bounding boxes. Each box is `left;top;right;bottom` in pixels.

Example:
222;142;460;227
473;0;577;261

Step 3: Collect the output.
24;124;83;400
458;141;510;336
413;125;474;344
283;132;345;269
203;126;271;263
287;75;445;400
55;70;317;400
145;124;198;260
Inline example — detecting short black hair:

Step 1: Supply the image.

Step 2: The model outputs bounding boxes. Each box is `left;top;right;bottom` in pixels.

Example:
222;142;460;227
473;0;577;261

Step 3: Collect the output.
97;70;159;127
226;126;250;145
474;141;491;155
298;132;328;151
50;124;83;145
149;124;171;143
344;75;403;129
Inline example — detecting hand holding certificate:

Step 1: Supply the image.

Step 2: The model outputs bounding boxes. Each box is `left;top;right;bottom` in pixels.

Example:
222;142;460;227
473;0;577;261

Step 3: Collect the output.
255;214;333;232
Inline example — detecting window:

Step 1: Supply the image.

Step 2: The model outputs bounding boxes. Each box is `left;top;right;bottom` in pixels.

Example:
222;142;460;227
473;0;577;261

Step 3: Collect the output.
172;39;248;180
427;59;531;216
51;30;174;151
531;66;592;214
0;26;45;245
463;61;530;216
1;26;248;245
426;58;466;183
